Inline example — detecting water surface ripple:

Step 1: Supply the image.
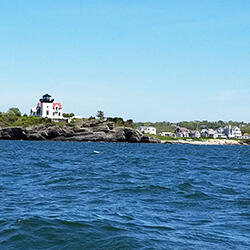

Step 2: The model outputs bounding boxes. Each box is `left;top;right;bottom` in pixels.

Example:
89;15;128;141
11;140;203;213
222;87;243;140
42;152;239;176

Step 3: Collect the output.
0;141;249;249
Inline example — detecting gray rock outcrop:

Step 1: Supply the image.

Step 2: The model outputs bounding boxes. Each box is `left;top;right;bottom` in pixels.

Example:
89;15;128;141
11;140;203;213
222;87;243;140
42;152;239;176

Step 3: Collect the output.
0;120;160;143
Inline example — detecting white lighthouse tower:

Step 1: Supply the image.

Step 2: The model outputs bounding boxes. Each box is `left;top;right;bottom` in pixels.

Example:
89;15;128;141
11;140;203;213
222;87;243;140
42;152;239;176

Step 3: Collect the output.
30;94;64;121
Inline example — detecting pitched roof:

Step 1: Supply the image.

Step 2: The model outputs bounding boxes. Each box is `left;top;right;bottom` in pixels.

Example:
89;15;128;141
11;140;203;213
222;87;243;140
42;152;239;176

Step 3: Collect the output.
53;103;62;109
179;127;189;131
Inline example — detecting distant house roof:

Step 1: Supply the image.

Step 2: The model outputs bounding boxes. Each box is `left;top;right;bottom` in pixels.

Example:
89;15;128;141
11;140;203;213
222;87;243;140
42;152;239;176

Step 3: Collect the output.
43;93;52;97
232;126;240;129
174;127;190;134
177;127;189;132
180;127;188;131
208;129;215;132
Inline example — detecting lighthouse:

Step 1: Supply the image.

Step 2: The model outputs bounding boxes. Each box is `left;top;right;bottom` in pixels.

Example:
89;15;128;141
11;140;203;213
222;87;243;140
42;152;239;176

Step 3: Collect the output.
30;94;64;121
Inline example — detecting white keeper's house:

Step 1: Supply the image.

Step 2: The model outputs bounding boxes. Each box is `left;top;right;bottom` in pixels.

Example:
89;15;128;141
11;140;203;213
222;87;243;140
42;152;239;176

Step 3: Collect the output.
30;94;65;121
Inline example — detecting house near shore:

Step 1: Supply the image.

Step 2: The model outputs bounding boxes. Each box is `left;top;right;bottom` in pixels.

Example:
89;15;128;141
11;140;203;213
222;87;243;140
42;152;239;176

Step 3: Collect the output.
189;130;201;138
30;94;66;122
215;127;227;138
137;126;156;135
174;127;190;137
223;125;242;138
159;132;173;137
201;128;218;138
152;124;243;139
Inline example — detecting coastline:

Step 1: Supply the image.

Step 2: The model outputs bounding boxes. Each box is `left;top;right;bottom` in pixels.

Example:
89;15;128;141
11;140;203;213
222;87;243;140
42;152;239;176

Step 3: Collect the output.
0;120;249;145
162;138;249;146
0;120;160;144
0;129;249;146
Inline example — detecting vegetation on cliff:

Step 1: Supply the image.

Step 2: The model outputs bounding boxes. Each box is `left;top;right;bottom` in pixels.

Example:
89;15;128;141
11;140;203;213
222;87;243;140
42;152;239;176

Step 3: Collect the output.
0;108;59;127
0;108;134;130
1;108;250;136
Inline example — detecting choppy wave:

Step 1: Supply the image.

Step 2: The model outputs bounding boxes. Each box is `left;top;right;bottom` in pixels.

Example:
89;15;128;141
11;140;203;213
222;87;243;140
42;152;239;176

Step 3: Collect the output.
0;141;249;249
0;216;141;249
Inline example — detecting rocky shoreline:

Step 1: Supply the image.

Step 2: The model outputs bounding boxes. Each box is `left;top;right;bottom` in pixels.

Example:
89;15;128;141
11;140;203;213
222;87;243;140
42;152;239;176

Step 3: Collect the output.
0;120;160;143
0;120;249;145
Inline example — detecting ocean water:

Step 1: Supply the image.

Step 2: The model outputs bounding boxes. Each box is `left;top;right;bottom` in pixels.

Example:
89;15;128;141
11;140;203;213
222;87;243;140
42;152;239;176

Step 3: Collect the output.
0;141;249;250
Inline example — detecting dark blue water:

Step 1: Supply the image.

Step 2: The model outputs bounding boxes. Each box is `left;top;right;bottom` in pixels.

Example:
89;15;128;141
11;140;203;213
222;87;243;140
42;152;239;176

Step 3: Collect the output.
0;141;249;249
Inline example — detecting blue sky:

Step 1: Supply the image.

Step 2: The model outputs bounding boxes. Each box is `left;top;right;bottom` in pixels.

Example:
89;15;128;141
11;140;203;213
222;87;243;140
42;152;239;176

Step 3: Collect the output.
0;0;249;122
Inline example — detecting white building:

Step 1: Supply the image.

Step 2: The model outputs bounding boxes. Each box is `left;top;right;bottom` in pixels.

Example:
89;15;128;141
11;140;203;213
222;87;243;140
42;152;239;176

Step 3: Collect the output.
201;128;218;138
174;127;190;137
215;127;227;138
232;126;242;138
137;126;157;135
30;94;65;121
224;125;242;138
159;132;173;137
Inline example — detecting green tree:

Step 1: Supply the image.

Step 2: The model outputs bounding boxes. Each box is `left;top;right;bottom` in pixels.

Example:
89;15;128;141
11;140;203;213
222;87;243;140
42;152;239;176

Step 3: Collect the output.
106;117;125;126
8;107;21;117
126;119;133;125
4;111;18;123
96;110;105;120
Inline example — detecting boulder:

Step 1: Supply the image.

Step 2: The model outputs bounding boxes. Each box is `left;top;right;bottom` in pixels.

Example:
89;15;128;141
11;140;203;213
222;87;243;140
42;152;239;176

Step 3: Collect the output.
141;135;161;143
92;124;110;133
124;128;142;142
112;127;126;142
0;127;26;140
26;132;46;141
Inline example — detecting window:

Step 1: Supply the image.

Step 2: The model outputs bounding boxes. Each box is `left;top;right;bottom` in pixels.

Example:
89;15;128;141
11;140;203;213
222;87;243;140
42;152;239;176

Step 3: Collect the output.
46;111;49;115
59;112;61;116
